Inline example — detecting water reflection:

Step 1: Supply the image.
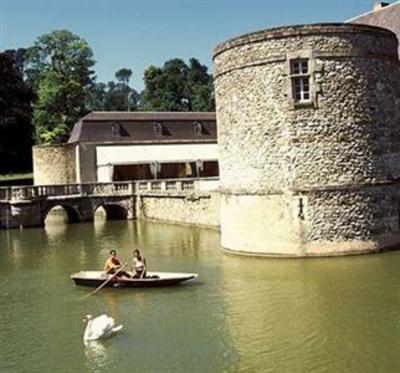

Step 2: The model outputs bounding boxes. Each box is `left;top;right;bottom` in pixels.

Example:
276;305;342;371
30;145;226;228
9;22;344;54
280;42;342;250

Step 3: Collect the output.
84;341;109;371
3;219;400;372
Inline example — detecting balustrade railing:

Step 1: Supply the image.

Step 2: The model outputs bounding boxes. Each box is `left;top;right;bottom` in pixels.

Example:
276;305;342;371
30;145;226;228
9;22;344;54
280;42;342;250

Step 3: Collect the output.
0;177;218;201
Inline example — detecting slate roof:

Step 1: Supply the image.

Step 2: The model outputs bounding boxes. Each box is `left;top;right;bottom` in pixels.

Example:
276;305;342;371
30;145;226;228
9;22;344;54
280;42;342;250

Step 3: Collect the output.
347;1;400;57
68;112;217;144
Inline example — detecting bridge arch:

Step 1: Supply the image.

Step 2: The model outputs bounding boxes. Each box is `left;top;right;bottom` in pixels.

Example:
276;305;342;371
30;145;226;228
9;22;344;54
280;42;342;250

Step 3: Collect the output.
94;204;128;220
43;204;81;225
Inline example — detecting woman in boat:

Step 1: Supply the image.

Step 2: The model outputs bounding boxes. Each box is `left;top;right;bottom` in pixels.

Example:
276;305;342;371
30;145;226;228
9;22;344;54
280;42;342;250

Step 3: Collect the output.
103;250;131;278
132;249;147;279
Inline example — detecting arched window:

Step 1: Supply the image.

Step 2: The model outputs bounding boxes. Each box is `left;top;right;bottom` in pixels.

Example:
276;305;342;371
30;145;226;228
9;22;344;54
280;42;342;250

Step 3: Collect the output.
111;122;121;137
193;121;203;135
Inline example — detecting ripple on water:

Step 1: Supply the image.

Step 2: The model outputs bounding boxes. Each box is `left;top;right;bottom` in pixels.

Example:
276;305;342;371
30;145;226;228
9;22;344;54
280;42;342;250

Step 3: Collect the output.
3;221;400;372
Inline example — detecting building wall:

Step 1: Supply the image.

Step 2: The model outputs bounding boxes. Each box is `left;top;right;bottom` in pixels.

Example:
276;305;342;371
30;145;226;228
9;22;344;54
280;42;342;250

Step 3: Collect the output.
214;23;400;256
137;192;220;228
33;144;77;185
95;143;219;182
77;144;97;183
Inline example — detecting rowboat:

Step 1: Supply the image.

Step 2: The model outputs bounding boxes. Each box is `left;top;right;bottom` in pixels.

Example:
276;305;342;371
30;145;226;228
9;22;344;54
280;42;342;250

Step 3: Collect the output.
71;271;198;288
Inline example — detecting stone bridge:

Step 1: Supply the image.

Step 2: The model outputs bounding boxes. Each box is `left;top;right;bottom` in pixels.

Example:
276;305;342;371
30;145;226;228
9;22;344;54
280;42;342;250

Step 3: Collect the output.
0;178;219;229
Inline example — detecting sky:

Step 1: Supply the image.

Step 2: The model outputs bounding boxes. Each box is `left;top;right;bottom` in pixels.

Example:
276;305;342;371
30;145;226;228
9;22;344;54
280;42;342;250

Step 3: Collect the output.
0;0;388;91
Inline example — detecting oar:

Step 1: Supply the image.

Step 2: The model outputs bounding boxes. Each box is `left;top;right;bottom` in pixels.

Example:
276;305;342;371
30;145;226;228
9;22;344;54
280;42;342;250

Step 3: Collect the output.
81;263;128;299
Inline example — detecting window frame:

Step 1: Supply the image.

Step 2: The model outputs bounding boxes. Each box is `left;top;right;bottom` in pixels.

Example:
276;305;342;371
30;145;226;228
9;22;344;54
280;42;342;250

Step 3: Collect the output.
111;122;121;138
153;121;164;136
193;121;203;136
286;51;315;109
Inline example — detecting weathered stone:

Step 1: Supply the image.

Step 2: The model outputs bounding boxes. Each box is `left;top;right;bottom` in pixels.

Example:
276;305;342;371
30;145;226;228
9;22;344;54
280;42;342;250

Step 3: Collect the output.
137;192;220;228
33;144;76;185
214;23;400;256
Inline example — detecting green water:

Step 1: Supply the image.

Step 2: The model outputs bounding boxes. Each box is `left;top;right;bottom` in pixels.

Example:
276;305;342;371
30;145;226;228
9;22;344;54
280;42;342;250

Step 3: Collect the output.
1;218;400;372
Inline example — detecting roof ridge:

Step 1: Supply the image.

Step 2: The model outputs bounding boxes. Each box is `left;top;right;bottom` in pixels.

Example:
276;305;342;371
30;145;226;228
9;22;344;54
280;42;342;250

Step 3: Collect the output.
346;1;400;22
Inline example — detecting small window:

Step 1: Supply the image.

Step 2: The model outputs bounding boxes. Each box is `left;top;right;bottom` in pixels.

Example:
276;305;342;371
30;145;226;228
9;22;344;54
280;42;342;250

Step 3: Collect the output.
193;121;203;135
153;121;164;136
290;59;311;104
291;60;308;75
111;122;121;137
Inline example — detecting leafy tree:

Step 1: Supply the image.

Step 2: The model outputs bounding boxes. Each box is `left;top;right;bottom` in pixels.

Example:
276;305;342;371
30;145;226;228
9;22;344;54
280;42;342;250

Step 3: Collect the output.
115;68;132;85
27;29;95;143
87;82;107;111
0;50;34;172
185;58;215;111
140;58;214;112
101;69;138;111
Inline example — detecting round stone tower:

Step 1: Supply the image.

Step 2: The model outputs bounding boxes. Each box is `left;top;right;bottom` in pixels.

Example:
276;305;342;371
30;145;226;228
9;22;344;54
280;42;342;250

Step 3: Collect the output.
213;23;400;256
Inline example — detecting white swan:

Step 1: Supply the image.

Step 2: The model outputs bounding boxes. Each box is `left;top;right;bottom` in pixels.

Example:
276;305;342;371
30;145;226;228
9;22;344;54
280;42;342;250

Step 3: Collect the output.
83;314;123;345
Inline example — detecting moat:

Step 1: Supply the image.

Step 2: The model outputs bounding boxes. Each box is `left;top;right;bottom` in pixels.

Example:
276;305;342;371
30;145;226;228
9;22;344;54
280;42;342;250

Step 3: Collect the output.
1;218;400;372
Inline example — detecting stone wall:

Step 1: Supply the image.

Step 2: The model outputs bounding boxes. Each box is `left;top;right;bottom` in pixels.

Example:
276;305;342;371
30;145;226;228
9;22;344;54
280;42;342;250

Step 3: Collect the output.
33;144;77;185
214;23;400;256
76;144;97;183
137;192;220;228
0;191;219;229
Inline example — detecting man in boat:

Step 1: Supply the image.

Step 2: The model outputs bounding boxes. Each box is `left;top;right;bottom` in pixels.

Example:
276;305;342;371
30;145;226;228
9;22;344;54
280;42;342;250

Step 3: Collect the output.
132;249;147;279
103;250;131;278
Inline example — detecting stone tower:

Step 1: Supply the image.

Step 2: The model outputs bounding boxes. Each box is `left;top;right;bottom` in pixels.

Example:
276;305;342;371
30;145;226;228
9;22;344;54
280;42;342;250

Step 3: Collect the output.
213;23;400;256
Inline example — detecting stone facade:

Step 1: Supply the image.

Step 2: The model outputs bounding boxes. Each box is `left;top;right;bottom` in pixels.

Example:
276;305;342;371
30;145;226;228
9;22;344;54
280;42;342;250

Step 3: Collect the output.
76;144;97;183
137;192;220;228
33;144;77;185
214;23;400;256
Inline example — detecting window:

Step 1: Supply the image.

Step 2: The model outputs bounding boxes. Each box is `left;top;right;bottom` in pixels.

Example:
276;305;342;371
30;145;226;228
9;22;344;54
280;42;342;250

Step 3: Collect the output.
111;122;121;137
290;59;311;103
153;121;164;136
193;121;203;135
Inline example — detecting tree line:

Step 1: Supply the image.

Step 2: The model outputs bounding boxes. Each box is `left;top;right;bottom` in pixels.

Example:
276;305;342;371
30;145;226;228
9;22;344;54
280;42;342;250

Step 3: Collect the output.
0;29;215;173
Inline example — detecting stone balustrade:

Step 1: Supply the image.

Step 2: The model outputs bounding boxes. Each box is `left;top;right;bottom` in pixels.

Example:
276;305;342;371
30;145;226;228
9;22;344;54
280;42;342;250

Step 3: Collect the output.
0;177;219;202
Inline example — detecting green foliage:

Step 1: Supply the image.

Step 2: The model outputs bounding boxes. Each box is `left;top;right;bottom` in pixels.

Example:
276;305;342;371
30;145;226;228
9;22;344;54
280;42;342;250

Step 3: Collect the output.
115;68;132;84
140;58;214;112
27;29;95;143
0;50;34;173
88;68;139;111
86;82;107;111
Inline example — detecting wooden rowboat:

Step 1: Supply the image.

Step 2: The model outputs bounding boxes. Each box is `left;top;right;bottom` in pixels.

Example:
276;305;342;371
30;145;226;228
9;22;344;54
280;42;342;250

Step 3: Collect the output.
71;271;198;288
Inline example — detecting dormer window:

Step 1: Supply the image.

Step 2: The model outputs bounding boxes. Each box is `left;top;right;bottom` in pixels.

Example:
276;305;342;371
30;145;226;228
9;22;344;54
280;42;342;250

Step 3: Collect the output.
193;121;203;135
153;121;164;136
111;122;121;137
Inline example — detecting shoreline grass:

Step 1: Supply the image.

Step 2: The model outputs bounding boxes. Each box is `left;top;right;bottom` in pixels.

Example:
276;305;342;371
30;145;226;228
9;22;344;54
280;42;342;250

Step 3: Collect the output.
0;172;33;181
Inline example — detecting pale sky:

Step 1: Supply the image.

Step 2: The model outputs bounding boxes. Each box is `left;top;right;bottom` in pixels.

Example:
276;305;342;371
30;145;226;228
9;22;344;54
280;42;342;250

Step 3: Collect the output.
0;0;385;90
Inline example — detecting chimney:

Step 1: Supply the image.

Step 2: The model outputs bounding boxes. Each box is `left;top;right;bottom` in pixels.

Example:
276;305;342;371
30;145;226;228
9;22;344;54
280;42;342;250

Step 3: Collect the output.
373;1;390;11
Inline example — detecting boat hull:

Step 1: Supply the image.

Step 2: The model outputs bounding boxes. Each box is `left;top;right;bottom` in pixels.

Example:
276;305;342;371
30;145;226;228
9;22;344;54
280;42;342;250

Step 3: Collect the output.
71;271;197;288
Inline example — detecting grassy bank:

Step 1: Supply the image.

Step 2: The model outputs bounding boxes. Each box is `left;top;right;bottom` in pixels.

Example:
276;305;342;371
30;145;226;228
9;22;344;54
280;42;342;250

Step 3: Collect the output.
0;173;33;181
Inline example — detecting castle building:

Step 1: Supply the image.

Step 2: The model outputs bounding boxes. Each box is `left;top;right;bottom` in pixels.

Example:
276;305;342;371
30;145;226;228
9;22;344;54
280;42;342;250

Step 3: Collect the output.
214;23;400;256
33;112;218;185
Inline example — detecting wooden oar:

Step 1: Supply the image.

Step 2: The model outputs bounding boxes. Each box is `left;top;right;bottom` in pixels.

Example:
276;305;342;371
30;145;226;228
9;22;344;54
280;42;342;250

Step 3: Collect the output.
81;263;128;299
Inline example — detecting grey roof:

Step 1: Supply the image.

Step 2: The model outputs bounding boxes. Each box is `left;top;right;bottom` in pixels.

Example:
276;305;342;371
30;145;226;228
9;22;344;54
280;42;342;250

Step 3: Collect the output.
68;111;217;144
347;2;400;57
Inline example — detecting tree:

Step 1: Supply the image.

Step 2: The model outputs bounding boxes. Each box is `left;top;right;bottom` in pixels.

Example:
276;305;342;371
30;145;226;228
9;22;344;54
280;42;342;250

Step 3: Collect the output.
92;68;138;111
140;58;214;112
0;50;33;172
115;68;133;111
87;82;107;111
115;68;132;85
27;29;95;143
185;58;215;111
